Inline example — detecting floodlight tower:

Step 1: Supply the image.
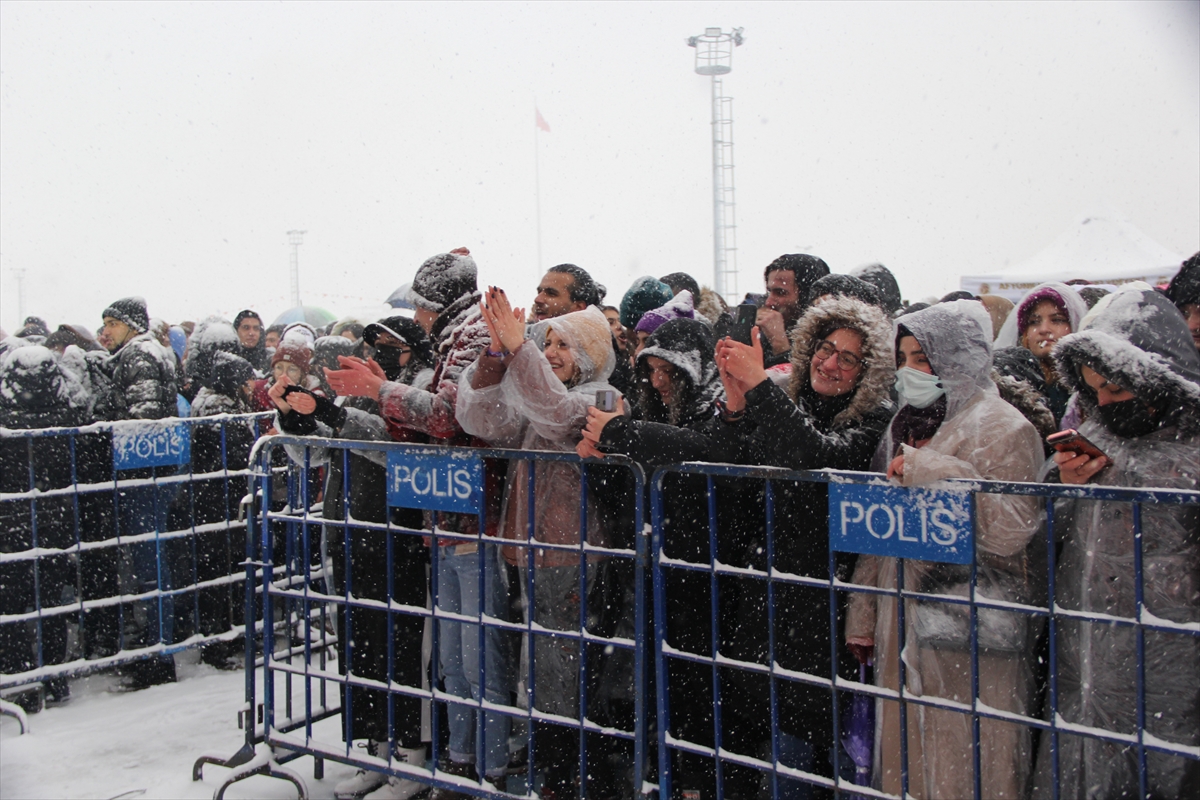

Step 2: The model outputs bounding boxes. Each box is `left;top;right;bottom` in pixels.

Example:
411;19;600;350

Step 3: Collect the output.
687;27;744;301
287;230;306;307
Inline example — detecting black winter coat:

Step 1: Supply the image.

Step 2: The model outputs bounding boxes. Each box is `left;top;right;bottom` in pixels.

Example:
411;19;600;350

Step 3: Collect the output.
99;333;178;420
705;296;896;744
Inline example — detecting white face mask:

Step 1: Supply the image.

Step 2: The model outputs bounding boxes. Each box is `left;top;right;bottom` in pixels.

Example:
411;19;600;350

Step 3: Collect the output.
895;366;945;409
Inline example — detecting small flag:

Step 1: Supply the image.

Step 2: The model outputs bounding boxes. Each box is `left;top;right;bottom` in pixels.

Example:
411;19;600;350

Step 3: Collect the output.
535;107;551;132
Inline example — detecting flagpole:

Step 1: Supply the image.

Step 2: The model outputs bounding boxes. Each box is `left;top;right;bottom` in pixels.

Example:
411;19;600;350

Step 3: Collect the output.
534;106;543;273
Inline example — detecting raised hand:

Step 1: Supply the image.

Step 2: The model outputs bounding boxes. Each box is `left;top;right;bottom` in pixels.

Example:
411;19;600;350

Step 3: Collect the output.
582;395;625;444
267;374;294;413
324;355;384;399
482;286;527;354
716;326;768;397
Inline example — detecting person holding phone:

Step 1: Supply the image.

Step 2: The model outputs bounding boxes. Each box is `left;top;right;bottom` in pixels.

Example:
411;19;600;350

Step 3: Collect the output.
578;317;731;797
703;295;895;796
1030;287;1200;800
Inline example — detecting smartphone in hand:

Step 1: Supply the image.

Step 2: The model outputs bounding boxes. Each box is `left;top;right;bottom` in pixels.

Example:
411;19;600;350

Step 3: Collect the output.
730;304;757;345
595;389;617;413
1047;429;1107;461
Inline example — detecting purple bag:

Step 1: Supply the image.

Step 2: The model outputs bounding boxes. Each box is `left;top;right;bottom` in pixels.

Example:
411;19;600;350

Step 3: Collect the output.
841;662;874;793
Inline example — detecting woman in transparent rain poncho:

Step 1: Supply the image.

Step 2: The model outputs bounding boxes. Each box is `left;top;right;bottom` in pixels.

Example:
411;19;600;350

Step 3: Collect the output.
845;300;1044;799
455;289;617;798
1030;286;1200;800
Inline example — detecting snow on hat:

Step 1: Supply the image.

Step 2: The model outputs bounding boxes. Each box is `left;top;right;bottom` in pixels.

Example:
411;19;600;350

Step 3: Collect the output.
619;276;674;329
635;290;696;336
17;316;50;338
544;305;616;384
0;345;69;413
406;247;478;313
272;334;313;375
280;322;318;348
101;297;149;333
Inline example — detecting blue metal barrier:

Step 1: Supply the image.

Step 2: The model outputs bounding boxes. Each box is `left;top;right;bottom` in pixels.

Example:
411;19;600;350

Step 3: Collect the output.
649;462;1199;800
0;413;272;705
214;435;648;799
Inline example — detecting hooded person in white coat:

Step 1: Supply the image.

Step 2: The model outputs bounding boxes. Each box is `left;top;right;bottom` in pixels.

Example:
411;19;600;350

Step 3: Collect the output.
846;300;1045;800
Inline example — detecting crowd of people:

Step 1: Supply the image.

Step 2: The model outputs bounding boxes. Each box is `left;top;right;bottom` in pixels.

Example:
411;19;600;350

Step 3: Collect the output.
1;247;1198;800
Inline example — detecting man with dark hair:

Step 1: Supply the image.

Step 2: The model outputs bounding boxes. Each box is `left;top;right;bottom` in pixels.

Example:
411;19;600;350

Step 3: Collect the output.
757;253;830;365
263;324;285;351
232;309;270;371
660;271;701;300
532;263;605;321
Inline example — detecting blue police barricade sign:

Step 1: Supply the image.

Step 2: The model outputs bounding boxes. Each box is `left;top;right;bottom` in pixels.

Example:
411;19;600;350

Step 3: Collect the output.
387;450;483;514
829;480;973;564
112;420;192;471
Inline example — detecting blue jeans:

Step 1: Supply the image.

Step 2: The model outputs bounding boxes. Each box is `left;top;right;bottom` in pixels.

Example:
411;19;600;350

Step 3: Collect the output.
437;544;513;777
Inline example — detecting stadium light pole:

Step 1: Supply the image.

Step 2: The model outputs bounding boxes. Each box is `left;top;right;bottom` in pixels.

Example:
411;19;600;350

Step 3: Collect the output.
287;230;306;308
687;27;744;302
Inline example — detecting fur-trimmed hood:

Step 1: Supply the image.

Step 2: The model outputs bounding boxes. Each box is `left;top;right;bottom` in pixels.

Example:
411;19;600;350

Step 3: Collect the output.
786;295;895;427
1053;286;1200;433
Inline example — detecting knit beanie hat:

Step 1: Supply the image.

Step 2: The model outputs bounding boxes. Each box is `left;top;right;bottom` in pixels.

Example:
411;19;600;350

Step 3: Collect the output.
407;247;478;313
635;290;696;336
1017;287;1069;332
619;276;674;329
271;334;313;376
102;297;149;334
17;316;51;338
544;305;617;384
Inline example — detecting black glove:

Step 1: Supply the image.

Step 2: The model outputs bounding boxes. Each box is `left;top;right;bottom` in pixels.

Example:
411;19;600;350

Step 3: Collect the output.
310;393;348;431
278;408;318;436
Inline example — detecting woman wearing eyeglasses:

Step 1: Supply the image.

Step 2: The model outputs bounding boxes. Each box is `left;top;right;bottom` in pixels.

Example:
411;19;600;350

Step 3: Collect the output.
712;295;896;797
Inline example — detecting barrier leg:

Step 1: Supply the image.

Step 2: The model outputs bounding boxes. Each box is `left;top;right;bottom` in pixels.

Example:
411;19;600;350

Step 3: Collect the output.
0;698;30;735
206;745;308;800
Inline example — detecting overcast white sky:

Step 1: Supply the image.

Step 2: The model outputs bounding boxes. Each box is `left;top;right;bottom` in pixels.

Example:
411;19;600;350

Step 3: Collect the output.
2;0;1197;332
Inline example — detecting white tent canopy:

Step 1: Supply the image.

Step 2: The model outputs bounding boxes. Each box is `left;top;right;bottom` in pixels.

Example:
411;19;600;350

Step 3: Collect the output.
960;215;1183;302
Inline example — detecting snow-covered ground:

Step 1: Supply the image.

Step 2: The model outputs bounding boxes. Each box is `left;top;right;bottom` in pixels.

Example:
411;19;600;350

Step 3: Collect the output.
0;650;362;800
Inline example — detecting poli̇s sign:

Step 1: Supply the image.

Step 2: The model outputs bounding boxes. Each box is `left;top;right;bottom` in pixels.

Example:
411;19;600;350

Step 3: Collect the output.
829;481;973;564
387;451;483;515
112;420;192;471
